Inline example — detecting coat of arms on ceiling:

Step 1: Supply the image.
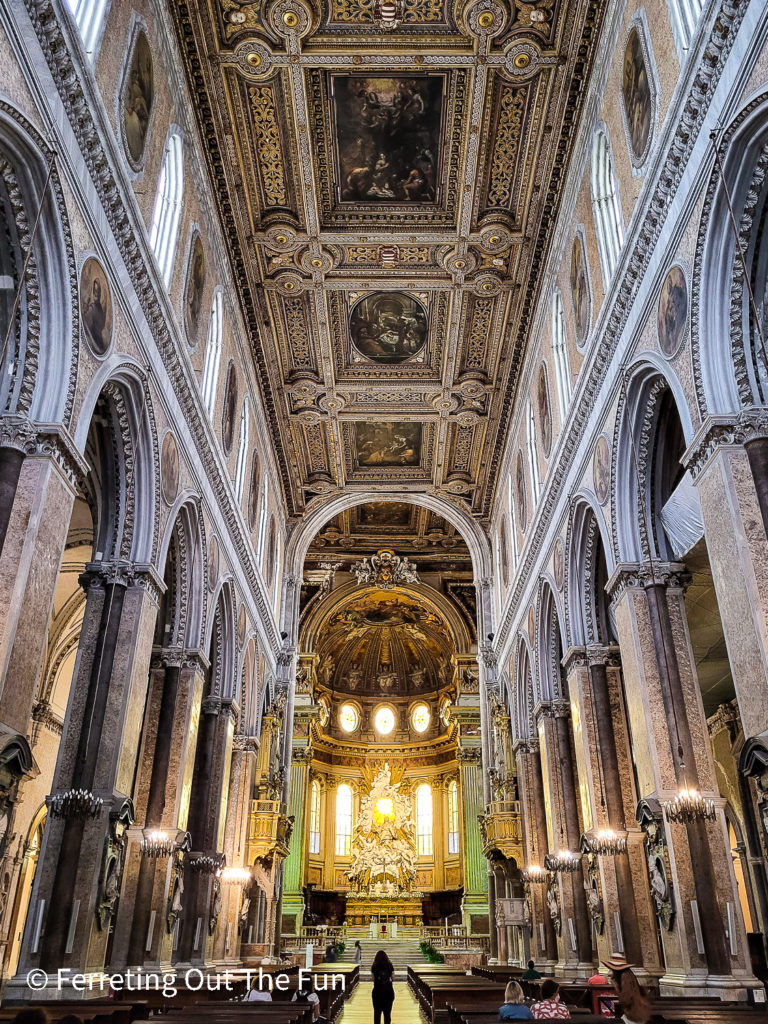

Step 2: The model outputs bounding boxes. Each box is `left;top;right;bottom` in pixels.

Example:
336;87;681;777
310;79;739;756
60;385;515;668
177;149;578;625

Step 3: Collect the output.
350;292;428;364
331;75;444;204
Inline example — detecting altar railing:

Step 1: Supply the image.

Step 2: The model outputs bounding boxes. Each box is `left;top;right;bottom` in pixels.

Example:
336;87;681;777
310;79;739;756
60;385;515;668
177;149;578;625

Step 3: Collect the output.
280;925;347;949
420;926;490;951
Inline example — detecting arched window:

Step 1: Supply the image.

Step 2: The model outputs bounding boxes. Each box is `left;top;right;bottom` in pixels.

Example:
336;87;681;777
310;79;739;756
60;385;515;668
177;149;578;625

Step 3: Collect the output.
526;400;541;503
273;530;282;596
149;131;184;289
234;398;249;504
552;291;572;416
447;780;459;855
335;784;353;856
200;290;223;418
64;0;108;59
590;129;624;286
309;781;321;855
667;0;705;54
507;473;519;567
257;475;269;565
416;783;433;856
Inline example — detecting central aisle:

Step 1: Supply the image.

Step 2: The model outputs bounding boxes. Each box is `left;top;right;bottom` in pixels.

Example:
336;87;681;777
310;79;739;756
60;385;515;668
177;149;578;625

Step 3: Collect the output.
338;982;422;1024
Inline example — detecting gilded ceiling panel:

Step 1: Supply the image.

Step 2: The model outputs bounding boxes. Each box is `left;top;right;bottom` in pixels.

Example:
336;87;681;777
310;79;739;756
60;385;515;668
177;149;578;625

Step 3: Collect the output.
173;0;611;517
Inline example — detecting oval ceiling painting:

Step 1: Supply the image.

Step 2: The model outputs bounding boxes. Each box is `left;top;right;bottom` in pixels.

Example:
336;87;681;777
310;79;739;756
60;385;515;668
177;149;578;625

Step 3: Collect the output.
350;291;428;364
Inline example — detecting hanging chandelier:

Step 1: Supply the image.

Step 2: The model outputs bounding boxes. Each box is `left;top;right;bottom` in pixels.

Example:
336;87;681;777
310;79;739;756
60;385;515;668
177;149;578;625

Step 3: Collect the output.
351;548;420;589
189;851;227;875
544;849;582;874
49;788;103;819
582;828;627;857
140;828;191;858
521;864;551;885
662;788;716;824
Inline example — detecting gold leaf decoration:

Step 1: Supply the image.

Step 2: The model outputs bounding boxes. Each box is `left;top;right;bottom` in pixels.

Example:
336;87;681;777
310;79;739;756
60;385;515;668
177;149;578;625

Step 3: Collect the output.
249;86;287;206
487;87;526;209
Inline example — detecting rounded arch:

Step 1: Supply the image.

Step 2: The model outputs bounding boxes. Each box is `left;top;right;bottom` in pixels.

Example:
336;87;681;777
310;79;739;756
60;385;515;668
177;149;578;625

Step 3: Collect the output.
284;492;492;589
536;581;566;703
511;634;535;741
206;580;237;702
155;497;207;650
238;634;262;734
565;496;617;647
613;361;694;562
694;91;768;416
0;102;77;425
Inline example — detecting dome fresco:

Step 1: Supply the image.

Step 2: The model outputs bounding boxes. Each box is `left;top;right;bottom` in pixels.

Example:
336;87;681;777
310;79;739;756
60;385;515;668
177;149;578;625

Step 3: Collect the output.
315;590;455;698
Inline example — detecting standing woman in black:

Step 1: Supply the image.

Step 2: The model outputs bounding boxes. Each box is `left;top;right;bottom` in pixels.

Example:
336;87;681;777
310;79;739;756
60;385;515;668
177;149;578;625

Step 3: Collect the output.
371;949;395;1024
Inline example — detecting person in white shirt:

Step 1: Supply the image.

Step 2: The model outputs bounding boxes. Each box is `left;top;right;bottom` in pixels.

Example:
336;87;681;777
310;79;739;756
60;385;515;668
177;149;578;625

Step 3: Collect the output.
292;981;321;1020
245;981;273;1002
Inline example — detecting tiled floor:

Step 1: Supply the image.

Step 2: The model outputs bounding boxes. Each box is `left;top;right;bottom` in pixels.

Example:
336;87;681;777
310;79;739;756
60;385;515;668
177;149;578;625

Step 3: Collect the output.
338;982;422;1024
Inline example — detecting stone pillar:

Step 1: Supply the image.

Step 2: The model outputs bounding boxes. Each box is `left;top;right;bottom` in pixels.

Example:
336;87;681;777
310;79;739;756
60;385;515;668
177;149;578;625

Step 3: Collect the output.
176;697;236;965
457;747;488;933
536;701;593;973
562;646;660;975
0;422;86;735
212;733;259;964
515;740;557;966
685;416;768;743
13;560;162;984
608;562;756;997
282;746;311;932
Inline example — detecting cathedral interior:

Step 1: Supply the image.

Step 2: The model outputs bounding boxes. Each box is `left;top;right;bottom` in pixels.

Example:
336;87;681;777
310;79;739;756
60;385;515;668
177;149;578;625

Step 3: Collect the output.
2;0;768;1014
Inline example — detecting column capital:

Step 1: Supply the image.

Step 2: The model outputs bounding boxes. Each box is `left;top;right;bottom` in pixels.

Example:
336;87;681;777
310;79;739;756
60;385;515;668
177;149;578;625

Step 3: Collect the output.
181;648;211;674
512;738;538;756
291;744;313;765
0;416;88;489
478;641;498;669
561;646;588;675
457;745;482;765
79;560;166;603
606;561;691;604
234;733;260;753
684;409;768;481
534;699;570;722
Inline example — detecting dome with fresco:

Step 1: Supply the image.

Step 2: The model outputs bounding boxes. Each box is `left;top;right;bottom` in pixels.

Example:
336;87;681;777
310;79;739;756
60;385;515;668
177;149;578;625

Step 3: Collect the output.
314;590;455;698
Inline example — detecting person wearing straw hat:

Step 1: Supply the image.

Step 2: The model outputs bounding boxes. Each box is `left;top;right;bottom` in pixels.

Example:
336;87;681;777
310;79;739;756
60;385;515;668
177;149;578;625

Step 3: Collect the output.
602;955;650;1024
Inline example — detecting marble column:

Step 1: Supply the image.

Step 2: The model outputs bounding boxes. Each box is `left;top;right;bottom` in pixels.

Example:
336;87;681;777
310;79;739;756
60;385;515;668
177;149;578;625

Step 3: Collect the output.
685;416;768;743
176;696;236;965
0;422;86;735
282;745;311;931
457;747;488;932
212;732;259;964
13;560;162;983
562;645;659;975
515;740;557;966
536;701;593;972
608;562;756;997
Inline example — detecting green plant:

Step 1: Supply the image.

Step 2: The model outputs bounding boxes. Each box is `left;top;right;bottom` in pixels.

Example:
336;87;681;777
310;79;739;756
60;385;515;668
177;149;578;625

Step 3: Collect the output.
420;940;444;964
334;940;346;958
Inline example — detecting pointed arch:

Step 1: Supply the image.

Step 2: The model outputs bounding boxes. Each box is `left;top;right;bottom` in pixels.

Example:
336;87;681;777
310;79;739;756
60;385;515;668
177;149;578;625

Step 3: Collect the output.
536;582;566;703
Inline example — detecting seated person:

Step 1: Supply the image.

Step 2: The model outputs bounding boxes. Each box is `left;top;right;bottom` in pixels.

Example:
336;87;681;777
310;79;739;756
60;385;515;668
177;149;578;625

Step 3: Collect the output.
292;980;321;1020
587;970;608;985
245;979;272;1002
531;980;571;1020
522;960;542;981
499;980;532;1020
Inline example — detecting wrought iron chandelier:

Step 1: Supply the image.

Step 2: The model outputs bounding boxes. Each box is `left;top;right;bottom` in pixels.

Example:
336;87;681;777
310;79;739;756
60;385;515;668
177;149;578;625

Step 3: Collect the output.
351;548;420;589
189;851;227;875
140;828;191;858
662;788;716;825
49;788;103;819
544;849;582;874
582;828;627;857
521;864;552;885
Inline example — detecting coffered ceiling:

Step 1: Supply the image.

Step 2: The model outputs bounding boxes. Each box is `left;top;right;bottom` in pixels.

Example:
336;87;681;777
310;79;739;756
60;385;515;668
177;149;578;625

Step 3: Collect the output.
171;0;608;520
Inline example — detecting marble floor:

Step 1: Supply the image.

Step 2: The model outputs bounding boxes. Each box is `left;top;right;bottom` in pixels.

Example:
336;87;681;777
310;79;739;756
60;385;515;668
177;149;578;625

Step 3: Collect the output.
337;982;422;1024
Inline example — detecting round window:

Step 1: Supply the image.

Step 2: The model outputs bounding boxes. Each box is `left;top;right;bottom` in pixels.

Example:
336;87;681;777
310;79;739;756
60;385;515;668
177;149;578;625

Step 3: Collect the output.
374;706;396;735
339;704;360;733
411;703;430;733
